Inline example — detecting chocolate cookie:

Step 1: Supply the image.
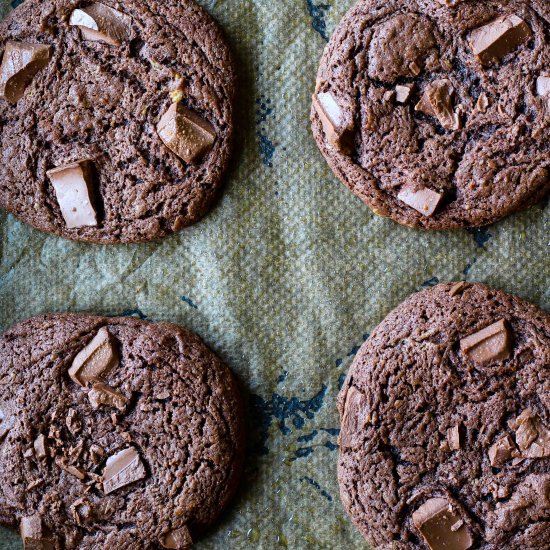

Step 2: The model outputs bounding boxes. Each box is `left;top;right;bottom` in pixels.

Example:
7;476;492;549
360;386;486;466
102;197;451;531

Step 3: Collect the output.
0;313;245;548
312;0;550;229
338;283;549;549
0;0;235;243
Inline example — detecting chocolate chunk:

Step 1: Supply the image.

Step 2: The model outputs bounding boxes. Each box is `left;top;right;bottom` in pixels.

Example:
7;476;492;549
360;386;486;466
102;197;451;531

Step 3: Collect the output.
55;457;86;480
436;0;464;6
536;76;550;96
66;465;85;480
460;319;512;366
395;84;414;103
90;444;104;463
476;93;489;113
46;160;98;229
157;102;216;164
20;515;54;550
469;15;532;66
312;91;354;154
449;282;467;297
47;425;62;448
0;41;52;103
68;327;119;387
409;61;421;76
412;498;473;550
383;90;396;103
415;79;461;130
490;483;510;500
68;440;84;461
488;435;516;467
33;434;47;459
397;186;443;216
88;382;127;411
0;409;10;442
447;425;461;451
509;409;550;459
160;526;193;549
27;479;44;491
69;3;131;46
512;410;537;450
102;447;147;494
66;408;82;435
340;387;369;447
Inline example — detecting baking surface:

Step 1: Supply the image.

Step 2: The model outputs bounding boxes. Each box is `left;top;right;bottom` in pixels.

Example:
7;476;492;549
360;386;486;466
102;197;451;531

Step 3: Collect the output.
0;0;548;548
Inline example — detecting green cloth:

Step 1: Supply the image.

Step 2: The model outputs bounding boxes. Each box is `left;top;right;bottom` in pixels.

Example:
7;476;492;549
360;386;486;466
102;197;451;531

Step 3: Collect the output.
0;1;548;548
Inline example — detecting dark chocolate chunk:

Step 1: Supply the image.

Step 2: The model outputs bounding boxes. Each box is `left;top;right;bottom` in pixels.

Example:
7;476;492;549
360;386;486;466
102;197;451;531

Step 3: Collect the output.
46;161;98;230
397;186;443;216
449;282;467;297
435;0;465;6
0;41;52;103
33;434;47;459
340;387;369;448
312;91;354;154
55;457;86;480
66;408;82;435
488;435;516;467
160;526;193;549
475;93;489;113
70;497;95;526
89;444;104;464
447;425;462;451
509;409;550;459
460;319;512;366
69;3;131;46
0;410;10;442
68;327;119;387
409;61;422;76
383;90;396;103
412;498;473;550
469;15;532;65
395;84;414;104
157;102;216;164
20;515;54;550
415;79;461;130
102;447;146;494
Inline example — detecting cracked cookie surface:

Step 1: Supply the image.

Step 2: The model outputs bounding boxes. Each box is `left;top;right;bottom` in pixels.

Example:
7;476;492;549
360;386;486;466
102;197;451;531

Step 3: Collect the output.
312;0;550;229
0;0;235;243
338;283;549;549
0;313;244;548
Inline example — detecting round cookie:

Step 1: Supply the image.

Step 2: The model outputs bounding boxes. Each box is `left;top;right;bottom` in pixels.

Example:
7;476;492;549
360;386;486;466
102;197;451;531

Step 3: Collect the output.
312;0;550;229
0;0;235;243
337;283;549;549
0;313;245;548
